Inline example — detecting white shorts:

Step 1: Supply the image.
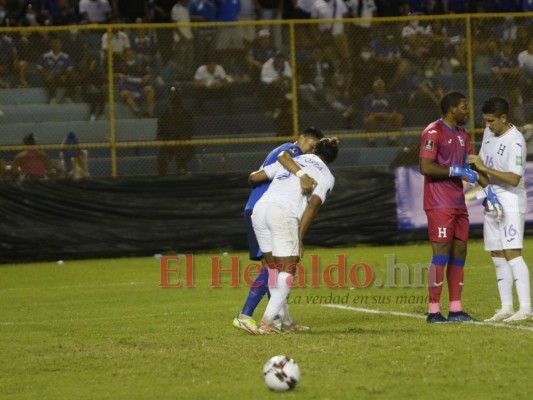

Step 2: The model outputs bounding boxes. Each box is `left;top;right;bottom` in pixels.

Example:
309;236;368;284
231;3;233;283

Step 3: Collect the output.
251;202;299;257
484;211;525;251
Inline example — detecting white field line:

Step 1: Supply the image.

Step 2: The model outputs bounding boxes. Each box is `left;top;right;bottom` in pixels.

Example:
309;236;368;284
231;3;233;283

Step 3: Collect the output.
322;304;533;333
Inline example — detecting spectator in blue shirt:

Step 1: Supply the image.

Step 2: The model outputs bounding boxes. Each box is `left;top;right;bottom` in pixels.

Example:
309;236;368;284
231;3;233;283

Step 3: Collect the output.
130;25;158;68
363;78;404;146
36;36;75;103
114;48;156;117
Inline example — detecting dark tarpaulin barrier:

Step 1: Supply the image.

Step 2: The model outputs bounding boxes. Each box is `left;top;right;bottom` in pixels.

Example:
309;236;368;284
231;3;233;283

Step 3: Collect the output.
0;169;483;263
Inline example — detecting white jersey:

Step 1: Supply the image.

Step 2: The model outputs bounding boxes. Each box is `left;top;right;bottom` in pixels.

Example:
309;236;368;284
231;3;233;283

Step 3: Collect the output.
479;124;527;213
257;154;335;219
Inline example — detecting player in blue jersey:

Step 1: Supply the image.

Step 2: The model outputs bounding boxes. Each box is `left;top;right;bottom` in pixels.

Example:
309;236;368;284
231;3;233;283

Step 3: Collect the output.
233;127;324;334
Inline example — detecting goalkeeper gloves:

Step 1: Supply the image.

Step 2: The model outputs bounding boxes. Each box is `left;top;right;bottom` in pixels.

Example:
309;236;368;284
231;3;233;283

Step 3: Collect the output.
483;185;503;222
449;164;478;183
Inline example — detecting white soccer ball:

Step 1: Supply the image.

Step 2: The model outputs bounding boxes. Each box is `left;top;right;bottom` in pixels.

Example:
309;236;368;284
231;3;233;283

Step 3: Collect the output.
263;355;301;391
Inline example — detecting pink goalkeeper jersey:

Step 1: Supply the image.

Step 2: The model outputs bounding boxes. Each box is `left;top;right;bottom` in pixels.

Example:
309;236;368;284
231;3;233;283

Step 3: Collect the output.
419;119;474;210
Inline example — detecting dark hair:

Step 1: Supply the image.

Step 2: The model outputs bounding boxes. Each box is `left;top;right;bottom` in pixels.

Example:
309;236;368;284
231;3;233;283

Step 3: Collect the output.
315;137;339;164
482;96;509;117
440;91;466;115
23;133;36;146
301;126;324;140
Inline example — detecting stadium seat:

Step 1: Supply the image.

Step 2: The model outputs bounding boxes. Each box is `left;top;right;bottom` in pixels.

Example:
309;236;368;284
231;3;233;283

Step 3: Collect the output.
115;118;158;141
334;147;402;167
193;115;235;136
299;111;347;131
105;102;137;119
0;103;90;123
232;114;275;134
0;121;110;145
234;96;262;114
0;87;48;105
473;89;493;107
403;108;438;128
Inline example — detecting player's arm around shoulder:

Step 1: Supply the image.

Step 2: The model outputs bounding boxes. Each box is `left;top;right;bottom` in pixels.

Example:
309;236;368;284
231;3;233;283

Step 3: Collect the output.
278;152;317;195
248;161;282;186
248;170;269;186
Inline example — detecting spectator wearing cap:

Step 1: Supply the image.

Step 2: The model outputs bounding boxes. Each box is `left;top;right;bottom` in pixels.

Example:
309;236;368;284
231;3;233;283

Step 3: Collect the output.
260;51;292;117
246;28;278;90
363;79;404;147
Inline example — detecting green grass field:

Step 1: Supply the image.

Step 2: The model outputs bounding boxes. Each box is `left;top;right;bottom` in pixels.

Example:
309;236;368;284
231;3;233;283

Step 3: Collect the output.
1;239;532;400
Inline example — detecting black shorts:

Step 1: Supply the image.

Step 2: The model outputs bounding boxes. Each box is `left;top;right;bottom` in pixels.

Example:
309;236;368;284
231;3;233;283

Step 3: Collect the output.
244;209;262;261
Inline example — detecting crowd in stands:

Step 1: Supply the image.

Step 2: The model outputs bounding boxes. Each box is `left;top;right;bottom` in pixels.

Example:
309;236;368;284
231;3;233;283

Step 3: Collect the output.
0;1;532;141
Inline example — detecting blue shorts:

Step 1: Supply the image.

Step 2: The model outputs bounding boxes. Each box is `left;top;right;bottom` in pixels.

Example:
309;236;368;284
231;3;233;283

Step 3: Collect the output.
244;209;262;261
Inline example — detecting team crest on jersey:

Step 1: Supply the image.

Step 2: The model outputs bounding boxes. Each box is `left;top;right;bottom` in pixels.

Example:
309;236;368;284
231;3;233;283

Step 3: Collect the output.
424;139;434;151
458;136;465;147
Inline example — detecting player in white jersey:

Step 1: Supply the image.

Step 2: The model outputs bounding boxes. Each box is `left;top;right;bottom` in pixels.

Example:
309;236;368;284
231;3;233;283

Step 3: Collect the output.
467;97;531;322
249;137;339;334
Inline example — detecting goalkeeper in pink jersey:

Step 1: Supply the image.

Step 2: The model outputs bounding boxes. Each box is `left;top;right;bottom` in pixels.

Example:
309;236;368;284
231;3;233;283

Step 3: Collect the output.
419;91;478;323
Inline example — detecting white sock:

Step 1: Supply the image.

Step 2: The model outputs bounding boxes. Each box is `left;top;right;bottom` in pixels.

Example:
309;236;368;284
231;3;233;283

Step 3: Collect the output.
492;257;514;309
508;256;532;313
281;299;292;326
262;271;291;324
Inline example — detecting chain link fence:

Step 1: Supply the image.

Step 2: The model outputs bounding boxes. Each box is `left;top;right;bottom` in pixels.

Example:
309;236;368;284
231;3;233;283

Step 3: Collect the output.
0;13;532;179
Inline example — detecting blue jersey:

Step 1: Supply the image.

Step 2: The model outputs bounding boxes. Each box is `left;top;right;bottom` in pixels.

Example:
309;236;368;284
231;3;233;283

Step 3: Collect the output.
244;143;302;211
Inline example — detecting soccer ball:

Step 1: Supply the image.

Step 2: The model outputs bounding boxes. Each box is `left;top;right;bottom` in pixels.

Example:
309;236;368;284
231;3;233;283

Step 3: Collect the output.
263;355;301;391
